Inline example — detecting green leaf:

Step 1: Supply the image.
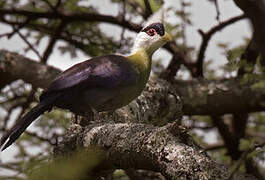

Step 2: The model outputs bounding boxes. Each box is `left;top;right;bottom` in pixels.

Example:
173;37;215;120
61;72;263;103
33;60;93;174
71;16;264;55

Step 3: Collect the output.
29;147;106;180
239;138;255;151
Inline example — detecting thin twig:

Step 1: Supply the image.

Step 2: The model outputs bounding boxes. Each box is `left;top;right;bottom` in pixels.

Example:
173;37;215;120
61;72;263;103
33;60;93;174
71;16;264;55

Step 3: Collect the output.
0;32;11;38
0;16;42;59
204;143;225;151
228;150;249;179
41;21;67;63
212;0;221;22
40;0;56;11
7;18;32;39
16;29;42;60
40;0;62;12
24;131;55;145
195;14;246;77
229;143;265;180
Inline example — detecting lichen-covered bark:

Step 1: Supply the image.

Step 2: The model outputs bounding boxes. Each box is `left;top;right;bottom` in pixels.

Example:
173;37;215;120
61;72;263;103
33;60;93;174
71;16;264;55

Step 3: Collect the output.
95;77;182;126
55;122;229;180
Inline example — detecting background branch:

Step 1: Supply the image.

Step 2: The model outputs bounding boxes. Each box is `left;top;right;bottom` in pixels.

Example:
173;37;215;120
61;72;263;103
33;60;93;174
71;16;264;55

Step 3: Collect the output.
143;0;153;19
174;78;265;115
41;21;67;63
234;0;265;63
195;14;246;77
237;39;259;76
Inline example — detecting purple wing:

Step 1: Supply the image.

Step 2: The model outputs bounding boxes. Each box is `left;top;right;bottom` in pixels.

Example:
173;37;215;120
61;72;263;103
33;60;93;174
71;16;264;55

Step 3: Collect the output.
40;55;139;100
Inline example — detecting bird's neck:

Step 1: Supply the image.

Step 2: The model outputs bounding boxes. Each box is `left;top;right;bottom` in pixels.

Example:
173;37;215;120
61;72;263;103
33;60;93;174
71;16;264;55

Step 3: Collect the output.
131;40;156;58
127;48;152;75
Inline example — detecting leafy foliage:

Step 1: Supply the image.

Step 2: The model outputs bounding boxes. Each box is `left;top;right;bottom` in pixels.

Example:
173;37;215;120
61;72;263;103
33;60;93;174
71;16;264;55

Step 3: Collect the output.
28;147;106;180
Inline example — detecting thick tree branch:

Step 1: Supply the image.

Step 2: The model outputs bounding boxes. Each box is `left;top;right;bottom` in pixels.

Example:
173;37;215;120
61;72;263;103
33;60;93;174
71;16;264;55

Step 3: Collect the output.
54;122;229;180
1;50;265;116
174;78;265;115
0;50;60;89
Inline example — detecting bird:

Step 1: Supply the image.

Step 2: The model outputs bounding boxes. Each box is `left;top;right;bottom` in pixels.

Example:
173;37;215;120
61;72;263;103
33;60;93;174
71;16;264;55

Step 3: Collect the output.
0;22;172;151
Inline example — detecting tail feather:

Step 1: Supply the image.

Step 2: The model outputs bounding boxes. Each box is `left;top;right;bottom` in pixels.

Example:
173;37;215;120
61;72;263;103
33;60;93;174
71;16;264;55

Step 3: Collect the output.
0;98;56;151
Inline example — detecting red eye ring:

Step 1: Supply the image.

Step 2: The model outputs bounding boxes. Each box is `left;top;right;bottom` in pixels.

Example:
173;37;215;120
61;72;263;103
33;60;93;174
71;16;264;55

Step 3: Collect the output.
146;28;156;36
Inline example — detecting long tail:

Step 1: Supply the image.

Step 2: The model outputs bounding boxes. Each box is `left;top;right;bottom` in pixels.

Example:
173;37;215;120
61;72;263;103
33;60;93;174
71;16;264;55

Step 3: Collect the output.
0;97;57;151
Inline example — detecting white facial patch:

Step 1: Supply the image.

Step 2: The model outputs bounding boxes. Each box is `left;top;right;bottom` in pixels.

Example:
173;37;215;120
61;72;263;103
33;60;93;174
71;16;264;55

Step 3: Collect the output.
131;31;166;56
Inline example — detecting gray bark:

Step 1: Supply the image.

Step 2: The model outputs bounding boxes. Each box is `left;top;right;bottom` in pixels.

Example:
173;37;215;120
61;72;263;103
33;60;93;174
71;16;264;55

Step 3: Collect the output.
54;122;229;180
174;78;265;115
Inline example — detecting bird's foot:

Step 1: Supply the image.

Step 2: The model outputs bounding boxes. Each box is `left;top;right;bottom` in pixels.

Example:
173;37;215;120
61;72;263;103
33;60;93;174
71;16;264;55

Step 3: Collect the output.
71;114;82;125
71;108;101;126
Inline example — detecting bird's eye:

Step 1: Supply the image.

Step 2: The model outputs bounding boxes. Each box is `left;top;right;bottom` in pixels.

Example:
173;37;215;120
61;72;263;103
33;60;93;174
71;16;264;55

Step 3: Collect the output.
146;28;156;36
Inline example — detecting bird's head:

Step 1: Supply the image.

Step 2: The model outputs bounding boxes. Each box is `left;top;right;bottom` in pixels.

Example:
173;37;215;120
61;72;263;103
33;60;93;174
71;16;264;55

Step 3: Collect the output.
132;23;172;57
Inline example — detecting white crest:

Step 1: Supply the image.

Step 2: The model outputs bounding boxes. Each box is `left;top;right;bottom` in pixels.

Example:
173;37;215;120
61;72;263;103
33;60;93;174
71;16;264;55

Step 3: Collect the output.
144;8;165;28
